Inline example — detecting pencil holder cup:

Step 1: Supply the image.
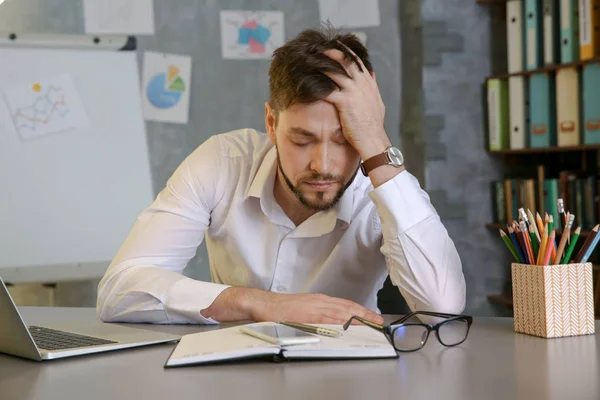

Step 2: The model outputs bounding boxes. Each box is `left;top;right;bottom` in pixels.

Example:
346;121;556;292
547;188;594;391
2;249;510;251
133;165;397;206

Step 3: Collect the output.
511;262;596;338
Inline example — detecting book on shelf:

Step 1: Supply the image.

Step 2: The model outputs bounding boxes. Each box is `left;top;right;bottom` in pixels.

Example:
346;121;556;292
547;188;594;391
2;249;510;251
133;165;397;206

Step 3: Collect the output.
491;173;599;230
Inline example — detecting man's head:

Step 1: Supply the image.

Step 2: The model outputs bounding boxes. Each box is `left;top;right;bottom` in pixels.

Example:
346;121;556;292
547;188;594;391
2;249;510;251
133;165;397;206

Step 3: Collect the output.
265;28;373;211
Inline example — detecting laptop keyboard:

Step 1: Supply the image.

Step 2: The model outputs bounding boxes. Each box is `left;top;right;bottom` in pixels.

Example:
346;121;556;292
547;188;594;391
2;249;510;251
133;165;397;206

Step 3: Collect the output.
28;326;118;351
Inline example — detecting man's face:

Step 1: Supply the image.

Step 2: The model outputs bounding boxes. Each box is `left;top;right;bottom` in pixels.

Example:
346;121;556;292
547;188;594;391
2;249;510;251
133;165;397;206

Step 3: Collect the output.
266;101;361;211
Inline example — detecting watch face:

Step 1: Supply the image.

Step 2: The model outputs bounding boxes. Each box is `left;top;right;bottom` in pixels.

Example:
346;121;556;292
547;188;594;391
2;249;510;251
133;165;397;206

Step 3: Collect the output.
387;146;404;166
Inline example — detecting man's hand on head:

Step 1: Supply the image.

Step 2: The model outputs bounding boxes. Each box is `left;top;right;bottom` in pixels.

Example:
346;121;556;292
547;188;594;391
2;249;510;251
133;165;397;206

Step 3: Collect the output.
322;44;391;161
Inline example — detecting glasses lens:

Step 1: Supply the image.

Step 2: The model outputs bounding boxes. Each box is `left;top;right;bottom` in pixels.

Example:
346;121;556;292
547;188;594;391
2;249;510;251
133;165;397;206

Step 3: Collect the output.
392;324;429;351
438;319;469;346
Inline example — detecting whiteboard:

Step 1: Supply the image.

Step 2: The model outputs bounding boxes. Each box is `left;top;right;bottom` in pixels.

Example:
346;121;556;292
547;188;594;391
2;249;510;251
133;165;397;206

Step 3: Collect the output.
0;48;153;280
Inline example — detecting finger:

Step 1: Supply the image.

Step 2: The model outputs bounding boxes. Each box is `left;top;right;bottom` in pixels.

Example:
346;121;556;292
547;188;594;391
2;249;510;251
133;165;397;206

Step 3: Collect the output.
336;40;368;75
323;48;364;82
323;86;346;108
326;299;384;325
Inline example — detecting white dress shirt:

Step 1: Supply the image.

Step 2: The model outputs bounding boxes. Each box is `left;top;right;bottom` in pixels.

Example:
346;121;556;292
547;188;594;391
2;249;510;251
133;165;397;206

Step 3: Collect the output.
97;129;466;324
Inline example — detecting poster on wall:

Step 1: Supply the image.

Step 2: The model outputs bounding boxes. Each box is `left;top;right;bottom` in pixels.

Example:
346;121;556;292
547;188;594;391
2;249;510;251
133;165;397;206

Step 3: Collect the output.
318;0;380;28
141;51;192;124
3;74;89;141
83;0;155;35
220;10;285;60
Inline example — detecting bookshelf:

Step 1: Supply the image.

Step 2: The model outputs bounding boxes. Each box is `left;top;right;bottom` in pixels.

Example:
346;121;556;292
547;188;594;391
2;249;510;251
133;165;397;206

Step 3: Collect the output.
478;0;600;318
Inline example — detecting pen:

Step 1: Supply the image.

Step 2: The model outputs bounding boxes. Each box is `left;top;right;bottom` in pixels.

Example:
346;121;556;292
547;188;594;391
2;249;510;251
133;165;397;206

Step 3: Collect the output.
279;321;341;338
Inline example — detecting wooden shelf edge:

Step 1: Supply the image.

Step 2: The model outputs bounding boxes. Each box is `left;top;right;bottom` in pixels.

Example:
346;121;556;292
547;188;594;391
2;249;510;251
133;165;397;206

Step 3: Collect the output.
488;144;600;155
485;57;600;80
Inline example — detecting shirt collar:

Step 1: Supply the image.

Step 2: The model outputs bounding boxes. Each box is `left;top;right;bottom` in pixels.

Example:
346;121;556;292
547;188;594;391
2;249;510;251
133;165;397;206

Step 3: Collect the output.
245;146;355;229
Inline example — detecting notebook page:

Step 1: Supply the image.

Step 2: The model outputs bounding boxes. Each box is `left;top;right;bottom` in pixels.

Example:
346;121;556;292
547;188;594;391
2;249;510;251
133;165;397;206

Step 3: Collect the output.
165;325;280;367
283;325;397;359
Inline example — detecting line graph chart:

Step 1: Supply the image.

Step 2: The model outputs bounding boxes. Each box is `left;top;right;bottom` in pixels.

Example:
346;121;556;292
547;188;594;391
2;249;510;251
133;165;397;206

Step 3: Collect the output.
3;74;89;140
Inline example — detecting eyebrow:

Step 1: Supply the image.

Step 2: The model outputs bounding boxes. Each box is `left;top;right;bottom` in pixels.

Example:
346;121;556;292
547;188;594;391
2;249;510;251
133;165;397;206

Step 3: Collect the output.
289;127;343;137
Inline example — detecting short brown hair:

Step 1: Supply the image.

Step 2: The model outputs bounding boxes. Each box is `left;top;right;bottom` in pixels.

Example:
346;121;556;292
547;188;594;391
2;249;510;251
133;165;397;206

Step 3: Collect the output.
268;27;373;114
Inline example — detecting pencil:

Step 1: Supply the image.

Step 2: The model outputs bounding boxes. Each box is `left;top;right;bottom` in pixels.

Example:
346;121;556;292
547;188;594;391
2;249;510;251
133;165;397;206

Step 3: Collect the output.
527;209;540;241
579;225;600;263
561;227;581;264
520;220;535;264
552;216;575;264
548;215;557;262
529;223;539;258
542;229;556;265
574;224;600;263
515;224;529;264
536;212;544;242
556;198;564;231
500;229;520;262
565;212;571;244
508;226;526;263
537;223;548;265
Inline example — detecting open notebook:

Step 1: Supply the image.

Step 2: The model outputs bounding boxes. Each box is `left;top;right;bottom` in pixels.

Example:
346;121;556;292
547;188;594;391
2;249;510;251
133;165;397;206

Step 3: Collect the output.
164;322;397;367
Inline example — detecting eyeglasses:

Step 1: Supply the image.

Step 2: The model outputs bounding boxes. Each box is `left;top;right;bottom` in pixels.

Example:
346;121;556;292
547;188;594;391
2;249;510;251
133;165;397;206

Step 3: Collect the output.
343;311;473;352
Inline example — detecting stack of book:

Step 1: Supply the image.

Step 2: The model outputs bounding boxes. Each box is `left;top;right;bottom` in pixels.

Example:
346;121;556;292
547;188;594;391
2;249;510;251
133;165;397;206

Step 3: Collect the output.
486;0;600;151
492;171;599;230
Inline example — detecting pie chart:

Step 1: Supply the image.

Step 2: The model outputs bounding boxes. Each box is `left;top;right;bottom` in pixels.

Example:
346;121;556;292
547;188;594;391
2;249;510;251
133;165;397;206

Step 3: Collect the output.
146;65;186;109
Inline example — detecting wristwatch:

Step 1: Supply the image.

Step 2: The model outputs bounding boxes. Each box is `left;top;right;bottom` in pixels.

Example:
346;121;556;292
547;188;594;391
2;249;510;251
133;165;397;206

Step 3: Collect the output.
360;146;404;176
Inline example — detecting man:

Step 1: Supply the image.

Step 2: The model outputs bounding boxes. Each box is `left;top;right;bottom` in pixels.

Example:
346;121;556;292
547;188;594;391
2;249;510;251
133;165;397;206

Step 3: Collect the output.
97;29;465;325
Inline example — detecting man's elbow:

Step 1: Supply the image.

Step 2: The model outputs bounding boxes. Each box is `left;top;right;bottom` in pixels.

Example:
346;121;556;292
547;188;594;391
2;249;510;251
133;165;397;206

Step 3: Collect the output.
96;277;119;322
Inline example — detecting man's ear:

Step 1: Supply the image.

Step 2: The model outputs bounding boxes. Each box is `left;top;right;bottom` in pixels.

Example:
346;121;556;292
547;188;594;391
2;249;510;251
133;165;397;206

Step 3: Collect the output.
265;102;277;145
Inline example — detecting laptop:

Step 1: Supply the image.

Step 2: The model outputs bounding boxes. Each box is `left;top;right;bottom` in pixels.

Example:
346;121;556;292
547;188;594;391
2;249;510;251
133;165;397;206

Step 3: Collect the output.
0;277;180;361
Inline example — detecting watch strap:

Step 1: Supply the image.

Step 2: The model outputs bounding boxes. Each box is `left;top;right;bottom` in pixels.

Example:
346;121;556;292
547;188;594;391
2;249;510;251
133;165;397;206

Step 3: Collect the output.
360;151;390;176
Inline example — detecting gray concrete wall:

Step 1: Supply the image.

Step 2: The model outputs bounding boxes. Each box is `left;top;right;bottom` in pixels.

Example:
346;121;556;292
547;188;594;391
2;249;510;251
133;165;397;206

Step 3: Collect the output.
419;0;510;316
10;0;513;317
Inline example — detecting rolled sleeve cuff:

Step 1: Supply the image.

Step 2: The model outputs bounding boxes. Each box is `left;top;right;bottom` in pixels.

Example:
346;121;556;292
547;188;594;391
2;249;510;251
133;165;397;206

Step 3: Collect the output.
165;278;231;324
368;171;437;237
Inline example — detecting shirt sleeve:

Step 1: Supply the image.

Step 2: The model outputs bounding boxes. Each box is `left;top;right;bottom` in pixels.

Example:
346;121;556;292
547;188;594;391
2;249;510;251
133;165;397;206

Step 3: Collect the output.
368;171;466;321
96;136;230;324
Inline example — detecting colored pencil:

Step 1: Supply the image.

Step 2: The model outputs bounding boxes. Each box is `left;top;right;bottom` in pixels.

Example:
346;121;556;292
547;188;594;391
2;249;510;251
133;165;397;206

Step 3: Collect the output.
529;223;539;258
520;220;535;264
536;212;544;242
537;223;548;265
542;229;556;265
561;227;581;264
580;225;600;263
508;226;525;263
527;209;540;241
548;215;557;262
500;229;520;262
574;224;600;263
554;214;573;265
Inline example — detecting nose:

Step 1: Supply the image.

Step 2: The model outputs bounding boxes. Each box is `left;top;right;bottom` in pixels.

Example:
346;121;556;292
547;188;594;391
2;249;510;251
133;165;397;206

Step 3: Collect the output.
309;142;331;175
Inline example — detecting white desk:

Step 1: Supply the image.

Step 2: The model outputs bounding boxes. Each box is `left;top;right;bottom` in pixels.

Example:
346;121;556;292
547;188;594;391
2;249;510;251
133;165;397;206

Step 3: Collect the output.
0;307;599;400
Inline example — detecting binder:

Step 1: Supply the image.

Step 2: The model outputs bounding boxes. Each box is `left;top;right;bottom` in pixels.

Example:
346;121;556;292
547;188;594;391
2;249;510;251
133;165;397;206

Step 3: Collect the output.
508;1;525;73
560;0;580;63
529;72;556;148
487;79;510;150
556;67;580;146
543;0;560;65
579;0;600;60
509;76;528;149
543;179;560;225
526;0;544;69
583;62;600;144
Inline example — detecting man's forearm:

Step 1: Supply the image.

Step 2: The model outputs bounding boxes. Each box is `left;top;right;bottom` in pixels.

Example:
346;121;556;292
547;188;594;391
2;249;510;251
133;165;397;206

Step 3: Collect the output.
200;287;268;322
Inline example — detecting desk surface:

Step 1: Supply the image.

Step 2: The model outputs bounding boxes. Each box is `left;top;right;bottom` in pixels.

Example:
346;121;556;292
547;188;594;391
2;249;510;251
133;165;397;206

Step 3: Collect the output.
0;307;599;400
